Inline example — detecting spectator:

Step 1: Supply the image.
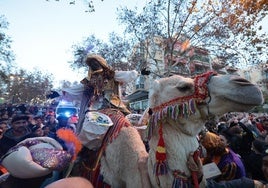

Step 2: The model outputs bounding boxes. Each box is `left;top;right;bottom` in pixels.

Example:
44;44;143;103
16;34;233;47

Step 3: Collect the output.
42;125;51;136
262;119;268;131
0;122;8;175
45;115;58;133
252;118;266;138
68;116;77;133
17;104;27;114
0;127;3;140
56;115;69;129
0;127;4;157
217;122;228;135
34;115;45;128
26;113;36;126
0;110;9;120
262;119;268;142
200;131;246;181
55;115;76;133
243;139;267;181
221;121;254;157
47;115;71;140
30;124;44;137
69;113;78;125
187;152;267;188
262;142;268;184
205;120;217;134
46;108;55;118
0;115;32;157
0;120;9;135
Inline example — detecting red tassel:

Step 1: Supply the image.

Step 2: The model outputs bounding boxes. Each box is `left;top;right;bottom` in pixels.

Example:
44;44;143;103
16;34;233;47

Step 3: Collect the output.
154;124;168;176
192;150;200;188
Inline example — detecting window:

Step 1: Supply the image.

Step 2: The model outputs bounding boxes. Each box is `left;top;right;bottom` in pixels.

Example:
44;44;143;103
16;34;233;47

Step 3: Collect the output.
135;75;145;89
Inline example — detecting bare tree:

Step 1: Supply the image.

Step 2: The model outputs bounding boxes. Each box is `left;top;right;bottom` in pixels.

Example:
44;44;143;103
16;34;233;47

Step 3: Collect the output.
66;0;268;76
117;0;268;75
69;32;134;71
6;69;54;104
0;15;15;95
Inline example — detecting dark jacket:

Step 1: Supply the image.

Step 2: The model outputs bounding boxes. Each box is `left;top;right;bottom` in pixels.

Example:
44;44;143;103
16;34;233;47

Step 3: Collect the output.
0;126;32;158
243;151;266;181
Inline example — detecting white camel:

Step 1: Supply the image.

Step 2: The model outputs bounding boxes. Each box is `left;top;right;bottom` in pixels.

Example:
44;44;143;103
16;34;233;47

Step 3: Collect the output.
143;72;263;187
66;55;263;188
97;72;263;188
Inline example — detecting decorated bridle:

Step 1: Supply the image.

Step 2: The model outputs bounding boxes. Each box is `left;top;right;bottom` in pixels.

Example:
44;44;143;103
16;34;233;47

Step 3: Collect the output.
148;71;217;188
149;71;217;126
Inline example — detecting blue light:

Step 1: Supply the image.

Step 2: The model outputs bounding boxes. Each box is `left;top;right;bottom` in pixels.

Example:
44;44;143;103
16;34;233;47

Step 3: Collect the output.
64;111;71;117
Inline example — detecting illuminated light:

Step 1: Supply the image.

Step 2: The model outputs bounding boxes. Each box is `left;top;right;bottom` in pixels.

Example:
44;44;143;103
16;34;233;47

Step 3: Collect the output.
64;111;72;117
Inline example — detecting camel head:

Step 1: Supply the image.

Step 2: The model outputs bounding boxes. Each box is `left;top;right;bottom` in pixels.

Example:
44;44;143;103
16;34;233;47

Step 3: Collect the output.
149;71;263;119
146;72;263;188
148;71;263;135
206;73;263;115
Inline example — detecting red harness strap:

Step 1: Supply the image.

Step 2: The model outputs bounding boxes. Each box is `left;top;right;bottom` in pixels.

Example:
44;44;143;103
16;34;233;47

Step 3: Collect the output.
192;150;200;188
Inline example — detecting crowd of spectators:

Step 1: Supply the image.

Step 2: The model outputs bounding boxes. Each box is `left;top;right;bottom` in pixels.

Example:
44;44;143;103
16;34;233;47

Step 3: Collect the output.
199;112;268;186
0;103;78;163
0;102;268;187
0;103;80;188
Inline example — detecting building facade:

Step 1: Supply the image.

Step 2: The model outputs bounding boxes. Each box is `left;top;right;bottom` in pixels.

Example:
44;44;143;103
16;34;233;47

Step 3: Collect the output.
126;37;268;112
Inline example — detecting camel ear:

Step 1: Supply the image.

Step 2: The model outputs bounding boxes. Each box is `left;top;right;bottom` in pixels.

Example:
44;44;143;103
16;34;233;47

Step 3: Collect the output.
148;80;160;108
138;107;150;126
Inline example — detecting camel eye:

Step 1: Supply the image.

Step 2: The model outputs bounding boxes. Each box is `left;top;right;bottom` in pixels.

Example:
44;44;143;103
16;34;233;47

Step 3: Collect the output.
177;84;192;92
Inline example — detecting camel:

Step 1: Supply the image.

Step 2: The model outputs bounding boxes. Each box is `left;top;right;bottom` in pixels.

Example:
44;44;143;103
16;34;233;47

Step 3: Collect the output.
67;55;263;188
143;71;263;187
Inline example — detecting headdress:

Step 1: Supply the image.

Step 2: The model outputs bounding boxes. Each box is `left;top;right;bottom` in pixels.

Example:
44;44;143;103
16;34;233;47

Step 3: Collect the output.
82;54;114;83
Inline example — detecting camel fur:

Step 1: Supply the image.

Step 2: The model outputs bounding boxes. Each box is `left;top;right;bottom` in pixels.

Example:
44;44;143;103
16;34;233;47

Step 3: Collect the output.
100;126;150;188
144;73;263;188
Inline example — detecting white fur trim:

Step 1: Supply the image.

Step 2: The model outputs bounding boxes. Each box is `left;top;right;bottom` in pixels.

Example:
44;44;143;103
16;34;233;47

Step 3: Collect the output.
114;70;138;83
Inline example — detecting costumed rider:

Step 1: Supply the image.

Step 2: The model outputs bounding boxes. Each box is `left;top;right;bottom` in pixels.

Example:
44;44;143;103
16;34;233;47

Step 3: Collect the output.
61;55;138;182
61;54;138;134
